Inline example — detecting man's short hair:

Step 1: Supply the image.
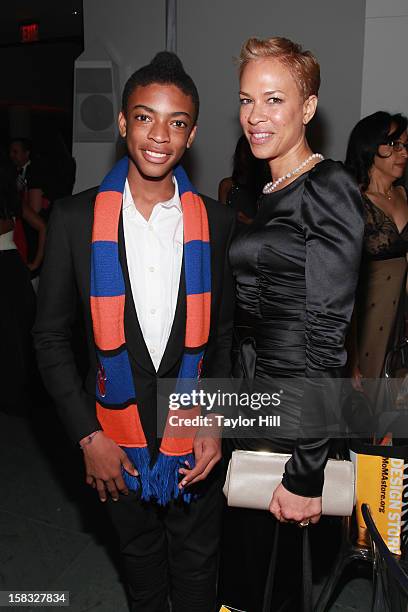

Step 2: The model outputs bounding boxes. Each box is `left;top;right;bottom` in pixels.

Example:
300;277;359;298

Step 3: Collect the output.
122;51;199;121
10;137;32;152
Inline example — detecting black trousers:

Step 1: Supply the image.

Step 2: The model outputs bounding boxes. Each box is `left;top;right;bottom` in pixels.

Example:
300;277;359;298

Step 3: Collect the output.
0;250;36;409
104;464;223;612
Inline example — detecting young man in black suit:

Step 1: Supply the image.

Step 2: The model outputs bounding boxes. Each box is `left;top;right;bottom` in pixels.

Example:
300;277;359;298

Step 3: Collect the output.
33;52;235;611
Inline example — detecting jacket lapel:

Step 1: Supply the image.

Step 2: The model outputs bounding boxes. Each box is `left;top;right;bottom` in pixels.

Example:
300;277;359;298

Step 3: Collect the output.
157;259;186;376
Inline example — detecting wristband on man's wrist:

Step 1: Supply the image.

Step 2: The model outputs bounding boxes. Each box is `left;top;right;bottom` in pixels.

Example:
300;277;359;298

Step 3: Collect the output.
79;429;102;449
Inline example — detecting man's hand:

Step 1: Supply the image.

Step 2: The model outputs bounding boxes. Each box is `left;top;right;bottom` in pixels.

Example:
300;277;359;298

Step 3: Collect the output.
178;416;222;488
81;432;138;502
269;483;322;525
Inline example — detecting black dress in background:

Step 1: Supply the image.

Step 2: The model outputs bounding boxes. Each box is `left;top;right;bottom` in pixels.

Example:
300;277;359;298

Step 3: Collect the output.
218;160;364;611
22;162;50;270
356;190;408;382
226;182;258;222
0;206;36;412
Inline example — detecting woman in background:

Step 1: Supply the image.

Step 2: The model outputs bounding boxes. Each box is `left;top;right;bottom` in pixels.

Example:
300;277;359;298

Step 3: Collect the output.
218;134;269;225
0;159;42;411
219;36;364;611
346;111;408;396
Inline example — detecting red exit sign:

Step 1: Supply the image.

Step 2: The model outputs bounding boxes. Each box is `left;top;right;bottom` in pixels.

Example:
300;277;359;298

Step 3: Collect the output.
20;23;39;43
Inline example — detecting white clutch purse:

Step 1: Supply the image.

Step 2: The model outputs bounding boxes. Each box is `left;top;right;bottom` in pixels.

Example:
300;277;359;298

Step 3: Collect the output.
223;450;355;516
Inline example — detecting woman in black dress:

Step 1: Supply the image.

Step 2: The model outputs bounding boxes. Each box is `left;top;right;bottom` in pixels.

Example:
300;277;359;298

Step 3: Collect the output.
218;36;364;611
0;159;37;411
345;112;408;400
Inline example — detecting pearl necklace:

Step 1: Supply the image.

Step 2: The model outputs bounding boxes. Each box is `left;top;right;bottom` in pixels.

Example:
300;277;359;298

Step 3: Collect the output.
263;153;324;194
385;187;394;201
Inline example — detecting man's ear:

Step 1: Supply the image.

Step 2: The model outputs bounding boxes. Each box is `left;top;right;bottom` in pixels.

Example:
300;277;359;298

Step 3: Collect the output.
118;111;127;138
303;95;318;126
186;125;197;149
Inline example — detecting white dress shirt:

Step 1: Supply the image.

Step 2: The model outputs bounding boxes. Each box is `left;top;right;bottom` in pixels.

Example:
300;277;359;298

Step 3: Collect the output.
122;178;183;371
16;160;31;192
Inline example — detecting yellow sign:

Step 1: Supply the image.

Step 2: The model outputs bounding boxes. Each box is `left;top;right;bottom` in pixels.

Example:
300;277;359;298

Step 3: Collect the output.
356;454;405;554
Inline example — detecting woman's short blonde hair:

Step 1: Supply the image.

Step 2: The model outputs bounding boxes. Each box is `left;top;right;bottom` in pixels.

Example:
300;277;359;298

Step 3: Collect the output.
239;36;320;100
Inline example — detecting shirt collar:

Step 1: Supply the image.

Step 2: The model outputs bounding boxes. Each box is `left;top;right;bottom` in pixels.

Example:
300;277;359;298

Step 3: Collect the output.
20;160;31;175
123;177;182;213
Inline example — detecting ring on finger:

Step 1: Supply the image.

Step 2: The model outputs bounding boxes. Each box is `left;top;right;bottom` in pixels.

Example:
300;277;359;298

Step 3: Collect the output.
298;519;310;528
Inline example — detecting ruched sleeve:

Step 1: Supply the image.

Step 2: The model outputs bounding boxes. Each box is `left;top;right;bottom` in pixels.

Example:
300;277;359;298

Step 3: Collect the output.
282;160;364;496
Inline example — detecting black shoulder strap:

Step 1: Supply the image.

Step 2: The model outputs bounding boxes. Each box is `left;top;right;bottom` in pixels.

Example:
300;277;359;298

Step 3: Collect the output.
262;522;280;612
262;523;313;612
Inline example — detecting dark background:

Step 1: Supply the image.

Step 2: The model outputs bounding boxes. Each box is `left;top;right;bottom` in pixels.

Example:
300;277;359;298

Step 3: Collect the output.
0;0;84;152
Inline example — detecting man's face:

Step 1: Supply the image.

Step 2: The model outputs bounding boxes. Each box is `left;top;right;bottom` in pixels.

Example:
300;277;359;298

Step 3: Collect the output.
118;83;197;180
9;142;30;168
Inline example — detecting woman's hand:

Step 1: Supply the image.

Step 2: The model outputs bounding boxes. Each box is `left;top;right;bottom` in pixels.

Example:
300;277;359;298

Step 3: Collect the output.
269;482;322;524
27;260;41;273
237;211;254;225
351;363;364;392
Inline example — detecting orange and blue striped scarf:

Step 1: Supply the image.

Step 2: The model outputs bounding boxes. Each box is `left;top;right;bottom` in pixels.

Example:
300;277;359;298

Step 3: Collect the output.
91;157;210;504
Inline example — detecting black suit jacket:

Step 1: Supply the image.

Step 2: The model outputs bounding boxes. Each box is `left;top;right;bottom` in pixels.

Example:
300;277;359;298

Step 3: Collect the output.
33;187;236;452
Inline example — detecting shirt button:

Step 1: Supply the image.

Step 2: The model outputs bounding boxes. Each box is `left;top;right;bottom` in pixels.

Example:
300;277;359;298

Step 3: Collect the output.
150;347;156;354
148;226;153;232
150;308;156;314
149;266;155;272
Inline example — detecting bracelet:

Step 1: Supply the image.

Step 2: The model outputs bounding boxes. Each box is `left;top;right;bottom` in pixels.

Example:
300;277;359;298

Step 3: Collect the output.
79;429;102;450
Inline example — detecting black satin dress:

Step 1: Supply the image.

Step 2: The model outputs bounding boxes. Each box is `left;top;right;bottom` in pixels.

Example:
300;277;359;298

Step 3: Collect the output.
218;160;364;611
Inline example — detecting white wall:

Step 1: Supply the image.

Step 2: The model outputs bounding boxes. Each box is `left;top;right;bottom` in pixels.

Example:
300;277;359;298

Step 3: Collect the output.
178;0;366;197
361;0;408;118
74;0;367;196
73;0;166;193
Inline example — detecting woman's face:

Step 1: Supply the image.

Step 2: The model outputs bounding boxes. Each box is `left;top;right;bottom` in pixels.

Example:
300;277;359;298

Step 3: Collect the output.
373;128;408;182
239;58;317;161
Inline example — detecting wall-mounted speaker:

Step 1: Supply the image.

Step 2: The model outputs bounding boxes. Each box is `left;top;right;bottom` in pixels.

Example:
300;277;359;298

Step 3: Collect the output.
73;59;118;142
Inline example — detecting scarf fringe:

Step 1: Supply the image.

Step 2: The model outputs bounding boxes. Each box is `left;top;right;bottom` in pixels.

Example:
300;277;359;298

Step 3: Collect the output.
150;452;195;505
122;447;195;505
122;446;151;500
